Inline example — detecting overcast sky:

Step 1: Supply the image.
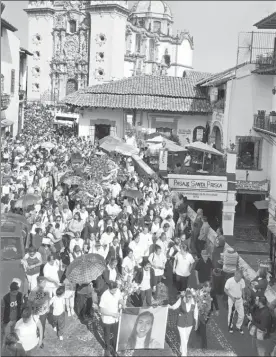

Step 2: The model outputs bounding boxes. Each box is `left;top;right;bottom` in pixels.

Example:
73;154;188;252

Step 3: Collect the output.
3;1;276;74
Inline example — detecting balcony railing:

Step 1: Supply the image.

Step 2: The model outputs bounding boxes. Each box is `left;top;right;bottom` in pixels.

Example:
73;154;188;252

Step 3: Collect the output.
1;93;10;111
253;113;276;135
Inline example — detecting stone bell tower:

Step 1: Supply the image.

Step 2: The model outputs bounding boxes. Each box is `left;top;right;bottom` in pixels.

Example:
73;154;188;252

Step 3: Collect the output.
86;1;129;85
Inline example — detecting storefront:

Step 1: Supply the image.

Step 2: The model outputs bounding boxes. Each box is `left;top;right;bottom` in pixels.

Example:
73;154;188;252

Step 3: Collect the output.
168;173;236;234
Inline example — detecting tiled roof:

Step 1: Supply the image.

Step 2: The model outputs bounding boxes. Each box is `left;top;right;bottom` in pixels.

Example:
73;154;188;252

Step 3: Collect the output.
63;73;212;114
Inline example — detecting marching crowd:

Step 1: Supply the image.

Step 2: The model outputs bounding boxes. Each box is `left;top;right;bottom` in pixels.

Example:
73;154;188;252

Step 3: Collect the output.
1;103;276;357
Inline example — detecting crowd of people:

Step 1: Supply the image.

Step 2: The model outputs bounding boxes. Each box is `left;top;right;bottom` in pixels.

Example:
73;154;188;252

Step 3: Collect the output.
1;103;276;357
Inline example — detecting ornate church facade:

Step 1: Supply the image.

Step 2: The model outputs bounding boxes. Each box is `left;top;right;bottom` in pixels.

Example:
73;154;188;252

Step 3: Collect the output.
25;1;194;102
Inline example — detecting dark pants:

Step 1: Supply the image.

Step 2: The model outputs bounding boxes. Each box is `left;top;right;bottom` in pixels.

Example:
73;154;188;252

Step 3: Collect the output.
75;294;89;318
140;288;152;307
52;312;65;337
197;319;208;349
103;322;118;352
39;312;48;340
196;239;206;258
175;275;189;292
211;290;219;312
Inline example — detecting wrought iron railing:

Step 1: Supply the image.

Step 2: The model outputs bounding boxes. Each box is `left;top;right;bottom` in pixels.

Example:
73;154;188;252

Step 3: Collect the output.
253;114;276;135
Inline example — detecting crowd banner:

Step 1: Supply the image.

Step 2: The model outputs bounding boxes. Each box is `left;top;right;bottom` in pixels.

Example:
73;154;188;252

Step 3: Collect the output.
187;206;276;304
116;306;168;352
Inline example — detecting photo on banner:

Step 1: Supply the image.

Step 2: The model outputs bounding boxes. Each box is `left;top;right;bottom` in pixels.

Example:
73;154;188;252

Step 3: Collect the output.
116;306;168;352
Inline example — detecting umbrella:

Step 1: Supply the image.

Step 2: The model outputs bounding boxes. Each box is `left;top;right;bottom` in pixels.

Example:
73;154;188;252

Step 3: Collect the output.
146;136;187;153
66;253;106;284
100;141;139;156
40;142;55;150
146;135;165;143
186;141;224;170
123;189;143;199
98;135;122;145
61;175;84;186
14;194;40;209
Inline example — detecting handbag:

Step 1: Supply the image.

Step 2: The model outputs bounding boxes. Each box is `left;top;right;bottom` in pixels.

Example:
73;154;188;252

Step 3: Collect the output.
256;328;266;341
248;322;257;336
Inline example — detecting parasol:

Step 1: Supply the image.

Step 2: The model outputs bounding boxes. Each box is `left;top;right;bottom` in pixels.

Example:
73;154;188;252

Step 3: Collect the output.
40;142;56;150
61;175;84;186
66;253;106;284
14;194;41;209
186;141;224;170
100;141;139;156
98;135;122;145
123;189;143;199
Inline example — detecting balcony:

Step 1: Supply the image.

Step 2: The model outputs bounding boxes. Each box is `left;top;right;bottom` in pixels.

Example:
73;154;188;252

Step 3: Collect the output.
1;93;10;111
253;113;276;136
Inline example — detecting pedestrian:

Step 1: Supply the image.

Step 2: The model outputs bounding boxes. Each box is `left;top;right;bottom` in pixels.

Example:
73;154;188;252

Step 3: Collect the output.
1;282;24;347
196;216;210;258
75;281;98;320
1;332;26;357
134;260;156;307
224;269;245;334
173;243;194;292
212;227;225;268
14;306;43;356
50;285;66;341
21;246;42;292
99;281;124;357
169;288;198;357
194;250;213;287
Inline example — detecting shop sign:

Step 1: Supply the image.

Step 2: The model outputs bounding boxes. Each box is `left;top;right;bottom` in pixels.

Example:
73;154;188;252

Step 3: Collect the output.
169;176;228;191
177;129;192;135
236;180;269;192
174;190;227;202
159;148;168;171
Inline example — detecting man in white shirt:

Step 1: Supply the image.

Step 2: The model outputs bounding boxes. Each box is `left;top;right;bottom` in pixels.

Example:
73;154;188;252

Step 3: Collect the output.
110;180;121;199
148;245;166;299
129;235;144;265
69;235;84;254
99;282;124;356
224;269;245;334
160;204;174;221
105;198;121;220
139;226;153;257
173;243;194;292
155;233;171;257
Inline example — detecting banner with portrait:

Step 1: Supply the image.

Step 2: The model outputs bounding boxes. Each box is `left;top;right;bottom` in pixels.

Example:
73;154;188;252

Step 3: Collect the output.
116;306;168;352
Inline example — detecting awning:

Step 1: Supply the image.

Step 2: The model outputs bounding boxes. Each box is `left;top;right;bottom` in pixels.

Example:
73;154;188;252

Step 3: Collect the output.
254;200;269;210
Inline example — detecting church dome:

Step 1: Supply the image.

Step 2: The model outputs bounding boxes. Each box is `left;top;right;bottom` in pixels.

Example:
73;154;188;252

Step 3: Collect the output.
131;1;172;19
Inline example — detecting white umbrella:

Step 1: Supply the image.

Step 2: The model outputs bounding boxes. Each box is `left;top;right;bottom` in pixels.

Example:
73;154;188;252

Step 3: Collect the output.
146;135;165;143
186;141;223;170
146;137;187;152
98;135;122;145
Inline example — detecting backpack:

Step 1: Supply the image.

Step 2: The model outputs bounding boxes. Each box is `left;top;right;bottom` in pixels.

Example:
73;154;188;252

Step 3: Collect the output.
60;248;70;266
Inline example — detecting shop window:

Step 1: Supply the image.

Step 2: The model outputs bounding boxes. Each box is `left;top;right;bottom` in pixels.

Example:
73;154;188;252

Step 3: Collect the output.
1;74;4;92
135;34;141;53
236;136;262;170
156;127;172;137
193;126;206;142
69;20;77;33
10;69;15;95
153;21;161;33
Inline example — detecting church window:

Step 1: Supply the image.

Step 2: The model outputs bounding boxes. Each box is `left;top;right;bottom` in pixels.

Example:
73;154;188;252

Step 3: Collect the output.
66;79;78;95
135;34;141;53
1;74;4;92
149;39;155;61
153;21;161;33
100;34;105;42
35;83;39;90
10;69;15;95
98;69;104;76
193;126;206;143
36;34;41;41
163;50;171;66
99;52;104;59
34;51;40;59
69;20;77;33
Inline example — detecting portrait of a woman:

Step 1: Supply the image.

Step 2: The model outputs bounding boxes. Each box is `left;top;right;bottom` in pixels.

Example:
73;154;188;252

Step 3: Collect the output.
126;311;161;349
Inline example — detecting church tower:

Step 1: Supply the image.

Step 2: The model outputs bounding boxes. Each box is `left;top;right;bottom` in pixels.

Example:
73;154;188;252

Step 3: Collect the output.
24;1;55;102
86;1;129;85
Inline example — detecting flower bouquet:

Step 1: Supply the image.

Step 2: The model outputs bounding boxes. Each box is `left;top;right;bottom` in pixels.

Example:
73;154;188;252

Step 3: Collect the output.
84;156;118;183
77;182;104;207
117;275;139;304
194;289;212;322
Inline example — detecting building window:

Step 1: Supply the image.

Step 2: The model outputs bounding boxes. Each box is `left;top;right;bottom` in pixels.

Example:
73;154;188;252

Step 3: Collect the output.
10;69;15;95
236;136;262;170
1;74;4;92
153;21;161;33
66;78;78;95
149;39;155;61
193;126;206;142
163;49;170;66
69;20;77;33
135;34;141;53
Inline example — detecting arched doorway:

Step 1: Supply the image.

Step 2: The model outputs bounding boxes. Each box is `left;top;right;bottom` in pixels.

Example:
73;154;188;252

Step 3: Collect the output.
212;125;222;150
66;79;78;95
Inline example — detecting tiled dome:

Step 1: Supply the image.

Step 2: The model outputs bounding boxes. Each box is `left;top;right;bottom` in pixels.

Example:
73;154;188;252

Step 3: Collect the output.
131;1;172;18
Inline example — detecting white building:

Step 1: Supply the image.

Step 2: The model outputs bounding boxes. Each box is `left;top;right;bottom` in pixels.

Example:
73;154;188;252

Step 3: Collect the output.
195;12;276;259
24;0;194;102
1;2;32;137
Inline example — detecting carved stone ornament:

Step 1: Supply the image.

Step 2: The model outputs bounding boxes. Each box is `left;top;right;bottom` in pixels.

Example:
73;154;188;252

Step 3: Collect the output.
32;66;41;78
63;1;80;11
32;83;40;92
67;61;76;77
68;12;79;22
54;14;65;29
95;33;106;46
96;52;104;62
32;33;42;46
94;68;105;80
64;36;79;60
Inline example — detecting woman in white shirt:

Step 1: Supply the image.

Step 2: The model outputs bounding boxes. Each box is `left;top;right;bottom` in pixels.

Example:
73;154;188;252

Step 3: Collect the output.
122;249;136;281
43;255;60;297
169;289;198;357
173;244;195;293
